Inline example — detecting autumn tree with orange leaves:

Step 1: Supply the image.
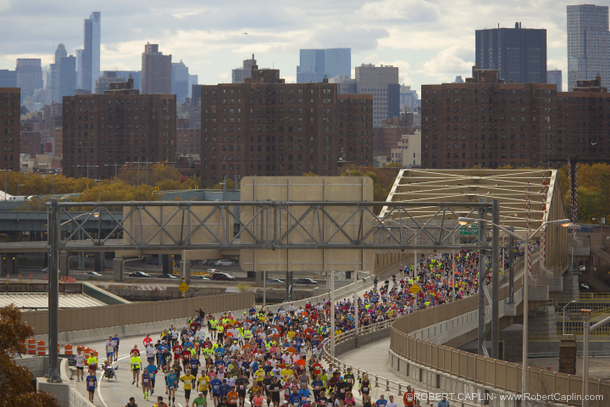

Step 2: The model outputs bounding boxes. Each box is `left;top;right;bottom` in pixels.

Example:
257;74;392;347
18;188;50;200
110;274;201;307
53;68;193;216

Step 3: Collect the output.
0;305;60;406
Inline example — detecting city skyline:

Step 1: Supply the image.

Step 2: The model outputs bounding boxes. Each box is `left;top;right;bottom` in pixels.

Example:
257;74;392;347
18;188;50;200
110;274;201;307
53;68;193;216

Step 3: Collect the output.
0;1;578;92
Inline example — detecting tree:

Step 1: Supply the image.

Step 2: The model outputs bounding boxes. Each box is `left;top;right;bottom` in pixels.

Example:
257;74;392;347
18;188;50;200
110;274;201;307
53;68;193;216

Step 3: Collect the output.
0;305;60;406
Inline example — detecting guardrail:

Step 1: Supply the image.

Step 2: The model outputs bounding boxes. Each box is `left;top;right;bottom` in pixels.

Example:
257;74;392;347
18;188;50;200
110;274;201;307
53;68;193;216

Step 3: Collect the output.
21;291;254;335
389;276;610;406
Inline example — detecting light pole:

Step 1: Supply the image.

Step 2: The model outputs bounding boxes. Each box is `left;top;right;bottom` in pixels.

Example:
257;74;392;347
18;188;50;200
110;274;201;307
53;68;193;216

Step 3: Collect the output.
582;311;610;407
95;179;101;202
458;216;570;406
17;183;22;196
562;300;577;335
76;163;99;181
104;162;122;184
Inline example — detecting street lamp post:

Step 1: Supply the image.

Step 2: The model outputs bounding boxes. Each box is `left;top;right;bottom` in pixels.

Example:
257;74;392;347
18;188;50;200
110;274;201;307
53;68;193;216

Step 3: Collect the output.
562;300;577;335
458;216;570;406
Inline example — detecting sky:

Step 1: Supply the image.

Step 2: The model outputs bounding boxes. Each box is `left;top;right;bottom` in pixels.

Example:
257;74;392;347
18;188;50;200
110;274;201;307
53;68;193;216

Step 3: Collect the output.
0;0;576;92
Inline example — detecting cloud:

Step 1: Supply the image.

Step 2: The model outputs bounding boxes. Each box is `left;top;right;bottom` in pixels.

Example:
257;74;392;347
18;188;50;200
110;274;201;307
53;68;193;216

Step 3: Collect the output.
307;27;389;52
356;0;440;23
419;44;474;83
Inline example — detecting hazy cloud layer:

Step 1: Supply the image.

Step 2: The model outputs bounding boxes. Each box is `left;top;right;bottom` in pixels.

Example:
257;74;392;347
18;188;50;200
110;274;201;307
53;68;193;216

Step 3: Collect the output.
0;0;574;91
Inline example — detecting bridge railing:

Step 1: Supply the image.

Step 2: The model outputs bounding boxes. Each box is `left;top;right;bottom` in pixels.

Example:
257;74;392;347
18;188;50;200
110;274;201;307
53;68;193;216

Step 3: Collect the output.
21;291;254;335
389;276;610;406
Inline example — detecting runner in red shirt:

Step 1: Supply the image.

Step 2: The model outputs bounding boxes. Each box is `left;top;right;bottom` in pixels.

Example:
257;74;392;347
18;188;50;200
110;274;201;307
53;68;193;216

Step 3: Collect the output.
403;385;416;407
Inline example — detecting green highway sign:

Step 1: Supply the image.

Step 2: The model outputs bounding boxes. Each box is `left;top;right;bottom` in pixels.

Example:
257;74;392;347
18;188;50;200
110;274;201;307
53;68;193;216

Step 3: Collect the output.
459;226;478;236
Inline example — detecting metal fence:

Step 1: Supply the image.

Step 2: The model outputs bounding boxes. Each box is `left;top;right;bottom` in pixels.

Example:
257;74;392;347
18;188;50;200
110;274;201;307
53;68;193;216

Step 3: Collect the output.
21;292;254;335
389;277;610;406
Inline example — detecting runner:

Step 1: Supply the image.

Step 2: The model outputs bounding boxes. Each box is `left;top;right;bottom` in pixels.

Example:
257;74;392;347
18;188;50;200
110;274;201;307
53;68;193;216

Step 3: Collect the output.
403;385;416;407
131;351;142;387
75;347;85;382
142;368;152;400
85;370;97;403
105;336;114;363
181;369;196;407
112;333;120;362
193;391;207;407
166;369;179;407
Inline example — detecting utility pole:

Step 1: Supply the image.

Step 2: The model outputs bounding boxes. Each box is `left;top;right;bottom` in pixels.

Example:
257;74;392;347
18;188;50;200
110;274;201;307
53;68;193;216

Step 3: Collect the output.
76;163;99;181
104;162;122;184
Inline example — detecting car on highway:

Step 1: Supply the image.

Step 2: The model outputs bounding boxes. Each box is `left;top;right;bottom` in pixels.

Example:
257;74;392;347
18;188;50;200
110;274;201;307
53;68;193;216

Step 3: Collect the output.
215;259;236;267
128;271;152;278
85;271;103;278
41;268;49;273
191;275;210;280
206;269;220;274
158;274;178;279
294;278;318;285
266;278;284;285
211;272;236;281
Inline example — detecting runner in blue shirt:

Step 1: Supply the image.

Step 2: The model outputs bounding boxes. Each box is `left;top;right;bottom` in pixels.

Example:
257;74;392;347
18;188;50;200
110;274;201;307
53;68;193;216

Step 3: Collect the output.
86;372;97;403
210;374;223;407
376;394;388;407
145;360;158;396
166;370;178;407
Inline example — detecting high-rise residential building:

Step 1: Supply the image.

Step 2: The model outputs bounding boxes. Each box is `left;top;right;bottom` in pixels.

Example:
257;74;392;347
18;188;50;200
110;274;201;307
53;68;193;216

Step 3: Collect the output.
50;44;76;103
547;69;563;92
0;70;17;88
199;67;372;183
0;88;20;171
172;60;189;103
420;66;556;170
16;59;43;101
476;23;547;84
82;12;101;92
297;48;351;83
232;54;257;83
61;79;176;180
355;64;400;127
114;71;142;91
567;4;609;91
141;43;171;95
373;116;418;156
188;74;198;98
95;71;127;94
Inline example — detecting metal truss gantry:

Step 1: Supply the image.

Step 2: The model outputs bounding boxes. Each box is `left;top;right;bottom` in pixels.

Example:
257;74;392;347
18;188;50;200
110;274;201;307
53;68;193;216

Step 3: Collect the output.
45;199;499;381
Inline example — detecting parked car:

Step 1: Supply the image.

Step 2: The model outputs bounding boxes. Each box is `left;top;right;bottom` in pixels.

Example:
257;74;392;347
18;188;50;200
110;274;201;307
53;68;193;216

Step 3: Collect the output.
294;278;318;285
158;274;178;279
85;271;102;277
215;259;236;267
128;271;152;278
211;272;236;281
266;278;284;284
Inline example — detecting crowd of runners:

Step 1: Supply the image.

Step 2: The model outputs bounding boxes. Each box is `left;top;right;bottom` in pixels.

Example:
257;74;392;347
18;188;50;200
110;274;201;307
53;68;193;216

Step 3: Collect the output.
80;248;530;407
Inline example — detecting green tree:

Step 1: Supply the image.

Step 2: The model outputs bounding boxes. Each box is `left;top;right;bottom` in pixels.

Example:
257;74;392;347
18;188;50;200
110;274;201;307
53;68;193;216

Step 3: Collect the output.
0;305;60;406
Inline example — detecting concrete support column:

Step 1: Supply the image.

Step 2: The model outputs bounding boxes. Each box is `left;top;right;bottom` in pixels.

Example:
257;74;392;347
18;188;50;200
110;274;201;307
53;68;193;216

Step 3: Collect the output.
0;255;4;275
181;260;191;285
162;254;171;275
94;252;103;272
5;255;16;274
559;334;577;375
113;258;124;282
59;253;69;278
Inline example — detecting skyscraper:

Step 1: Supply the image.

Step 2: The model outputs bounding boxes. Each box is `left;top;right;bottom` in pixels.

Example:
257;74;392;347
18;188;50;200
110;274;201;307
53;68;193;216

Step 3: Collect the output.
297;48;351;83
476;23;547;84
82;11;101;92
141;43;171;94
16;59;43;101
547;69;563;92
232;54;257;83
355;64;400;127
567;4;609;91
49;44;76;103
75;49;84;89
171;60;189;102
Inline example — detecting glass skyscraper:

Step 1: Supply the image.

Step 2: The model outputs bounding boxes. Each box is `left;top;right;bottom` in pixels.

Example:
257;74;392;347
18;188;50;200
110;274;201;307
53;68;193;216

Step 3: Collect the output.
567;4;609;91
475;23;547;84
83;12;101;92
297;48;351;83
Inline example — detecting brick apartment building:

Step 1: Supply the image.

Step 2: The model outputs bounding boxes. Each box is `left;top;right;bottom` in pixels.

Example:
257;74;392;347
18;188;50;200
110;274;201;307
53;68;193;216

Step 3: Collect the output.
373;115;418;156
177;127;201;156
547;76;610;164
20;131;42;156
1;88;20;171
199;67;373;183
62;79;176;180
421;67;556;169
